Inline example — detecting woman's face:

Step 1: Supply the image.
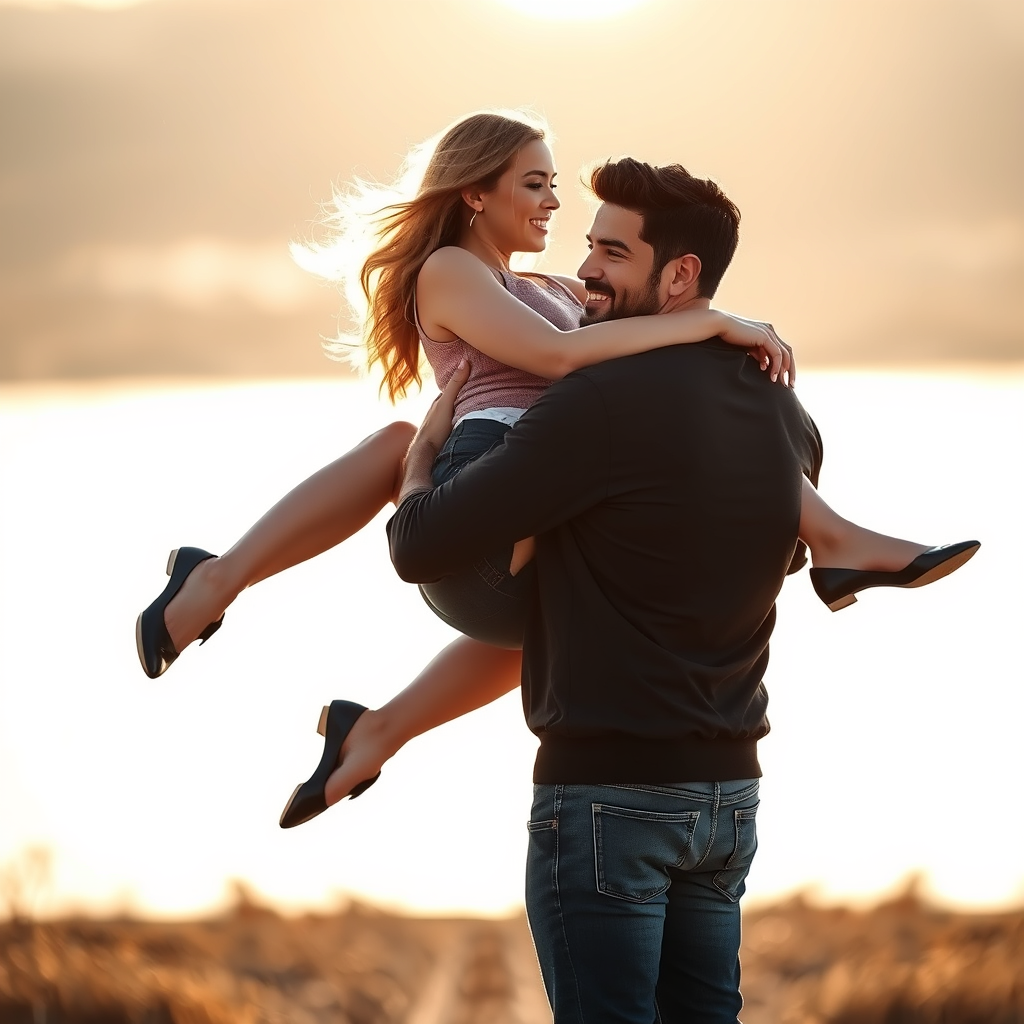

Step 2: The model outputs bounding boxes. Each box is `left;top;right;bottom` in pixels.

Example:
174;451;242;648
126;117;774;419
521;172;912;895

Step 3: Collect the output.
478;139;560;254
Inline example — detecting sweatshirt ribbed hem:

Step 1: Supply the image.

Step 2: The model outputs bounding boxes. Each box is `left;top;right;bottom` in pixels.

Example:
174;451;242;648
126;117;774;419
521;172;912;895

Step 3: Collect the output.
533;735;761;785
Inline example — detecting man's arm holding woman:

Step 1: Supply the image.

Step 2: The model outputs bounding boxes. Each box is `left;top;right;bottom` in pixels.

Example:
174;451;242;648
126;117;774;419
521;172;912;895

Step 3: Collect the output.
389;359;607;583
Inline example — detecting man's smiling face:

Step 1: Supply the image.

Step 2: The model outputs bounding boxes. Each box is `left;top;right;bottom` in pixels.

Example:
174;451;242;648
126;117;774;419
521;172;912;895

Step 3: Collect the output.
577;203;663;326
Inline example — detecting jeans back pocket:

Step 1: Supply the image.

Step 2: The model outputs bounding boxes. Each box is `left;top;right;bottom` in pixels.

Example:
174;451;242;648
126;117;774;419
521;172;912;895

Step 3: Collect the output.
593;804;700;903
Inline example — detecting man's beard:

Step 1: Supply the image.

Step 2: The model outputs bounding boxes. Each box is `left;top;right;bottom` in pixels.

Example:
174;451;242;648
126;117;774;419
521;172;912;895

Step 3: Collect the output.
579;276;662;327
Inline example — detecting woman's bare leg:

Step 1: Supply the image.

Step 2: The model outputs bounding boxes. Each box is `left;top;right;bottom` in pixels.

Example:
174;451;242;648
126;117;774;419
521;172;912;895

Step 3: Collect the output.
324;636;522;806
800;476;930;570
162;420;416;653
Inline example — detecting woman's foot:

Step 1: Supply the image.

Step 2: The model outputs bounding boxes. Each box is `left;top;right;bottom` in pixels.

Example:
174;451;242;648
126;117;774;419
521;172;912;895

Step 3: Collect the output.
809;540;980;612
162;554;237;655
809;524;931;573
279;701;384;829
324;708;396;807
136;547;225;678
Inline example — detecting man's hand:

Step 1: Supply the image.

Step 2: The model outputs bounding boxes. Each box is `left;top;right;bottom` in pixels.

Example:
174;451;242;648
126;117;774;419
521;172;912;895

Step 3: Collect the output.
398;359;471;504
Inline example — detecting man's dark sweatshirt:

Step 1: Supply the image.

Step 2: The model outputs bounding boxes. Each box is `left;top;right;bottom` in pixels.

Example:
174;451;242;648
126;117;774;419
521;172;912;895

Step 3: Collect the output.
388;339;823;785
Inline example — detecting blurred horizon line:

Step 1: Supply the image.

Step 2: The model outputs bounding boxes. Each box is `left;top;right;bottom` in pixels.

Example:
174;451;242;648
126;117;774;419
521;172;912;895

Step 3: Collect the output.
4;361;1024;394
2;843;1021;925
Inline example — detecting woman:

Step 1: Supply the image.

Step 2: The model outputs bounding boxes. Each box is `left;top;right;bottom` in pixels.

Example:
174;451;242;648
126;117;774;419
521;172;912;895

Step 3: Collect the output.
135;112;978;826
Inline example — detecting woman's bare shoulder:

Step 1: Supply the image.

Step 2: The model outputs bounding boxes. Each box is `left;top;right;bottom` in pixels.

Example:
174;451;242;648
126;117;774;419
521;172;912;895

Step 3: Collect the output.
420;246;491;281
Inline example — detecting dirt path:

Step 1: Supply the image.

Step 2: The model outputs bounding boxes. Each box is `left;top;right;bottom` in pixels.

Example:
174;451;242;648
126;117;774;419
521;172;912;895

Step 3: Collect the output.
406;917;549;1024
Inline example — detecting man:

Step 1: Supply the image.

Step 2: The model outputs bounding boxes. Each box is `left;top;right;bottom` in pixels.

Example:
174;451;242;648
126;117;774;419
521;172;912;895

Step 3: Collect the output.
388;158;822;1022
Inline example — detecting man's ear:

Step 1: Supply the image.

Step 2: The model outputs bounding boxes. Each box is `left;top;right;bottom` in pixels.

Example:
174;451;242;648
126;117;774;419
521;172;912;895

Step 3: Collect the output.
664;254;702;296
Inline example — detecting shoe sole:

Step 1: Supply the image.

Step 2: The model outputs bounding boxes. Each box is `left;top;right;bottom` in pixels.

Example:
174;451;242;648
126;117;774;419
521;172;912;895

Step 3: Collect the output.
278;782;331;829
134;612;146;667
134;549;178;673
902;542;979;589
280;783;301;813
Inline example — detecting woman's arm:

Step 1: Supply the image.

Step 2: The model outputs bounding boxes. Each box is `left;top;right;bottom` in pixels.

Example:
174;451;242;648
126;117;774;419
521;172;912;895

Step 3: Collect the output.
417;247;790;382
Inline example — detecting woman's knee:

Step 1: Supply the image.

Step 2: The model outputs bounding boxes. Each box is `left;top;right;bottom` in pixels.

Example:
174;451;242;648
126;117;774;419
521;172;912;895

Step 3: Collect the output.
377;419;417;450
373;420;416;502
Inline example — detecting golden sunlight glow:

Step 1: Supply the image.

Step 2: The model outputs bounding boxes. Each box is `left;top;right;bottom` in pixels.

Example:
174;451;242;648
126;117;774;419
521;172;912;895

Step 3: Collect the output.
4;0;148;6
494;0;651;20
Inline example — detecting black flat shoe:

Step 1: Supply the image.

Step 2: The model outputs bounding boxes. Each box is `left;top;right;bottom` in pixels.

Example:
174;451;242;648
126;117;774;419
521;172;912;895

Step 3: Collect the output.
279;700;381;829
135;546;223;678
809;540;980;612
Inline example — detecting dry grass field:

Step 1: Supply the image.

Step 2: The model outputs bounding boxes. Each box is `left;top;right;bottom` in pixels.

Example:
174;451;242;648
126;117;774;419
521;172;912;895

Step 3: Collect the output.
1;886;1021;1024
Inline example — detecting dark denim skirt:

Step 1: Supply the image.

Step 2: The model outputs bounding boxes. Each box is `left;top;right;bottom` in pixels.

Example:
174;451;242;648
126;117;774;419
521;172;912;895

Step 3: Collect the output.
418;418;534;649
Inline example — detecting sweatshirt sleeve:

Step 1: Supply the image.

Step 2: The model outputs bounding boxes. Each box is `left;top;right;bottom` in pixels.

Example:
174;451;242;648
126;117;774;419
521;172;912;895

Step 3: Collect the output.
388;370;609;583
786;410;825;576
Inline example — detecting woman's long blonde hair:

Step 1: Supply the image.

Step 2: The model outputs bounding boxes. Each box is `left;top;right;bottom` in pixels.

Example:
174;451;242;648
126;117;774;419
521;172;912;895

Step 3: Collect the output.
294;111;547;402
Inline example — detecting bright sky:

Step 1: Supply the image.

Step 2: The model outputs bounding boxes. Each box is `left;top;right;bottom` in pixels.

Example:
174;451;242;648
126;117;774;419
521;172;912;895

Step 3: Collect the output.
1;371;1021;920
3;0;144;6
5;0;653;12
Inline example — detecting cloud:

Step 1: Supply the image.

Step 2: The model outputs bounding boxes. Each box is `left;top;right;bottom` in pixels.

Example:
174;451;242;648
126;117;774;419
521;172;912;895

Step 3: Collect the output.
880;219;1024;277
57;239;327;312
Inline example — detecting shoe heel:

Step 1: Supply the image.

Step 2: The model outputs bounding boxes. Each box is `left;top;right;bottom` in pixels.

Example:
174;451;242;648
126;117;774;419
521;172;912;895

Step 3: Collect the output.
317;705;330;737
828;593;857;612
165;548;180;576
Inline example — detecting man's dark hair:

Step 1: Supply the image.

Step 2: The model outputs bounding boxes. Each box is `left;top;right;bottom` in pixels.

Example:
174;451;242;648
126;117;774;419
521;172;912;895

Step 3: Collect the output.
587;158;740;299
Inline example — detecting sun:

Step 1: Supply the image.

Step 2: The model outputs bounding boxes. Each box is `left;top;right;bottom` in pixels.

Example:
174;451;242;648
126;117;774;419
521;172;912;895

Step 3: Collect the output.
494;0;652;20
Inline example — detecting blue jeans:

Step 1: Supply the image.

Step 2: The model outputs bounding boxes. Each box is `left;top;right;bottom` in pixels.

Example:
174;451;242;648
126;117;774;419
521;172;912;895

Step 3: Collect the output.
525;779;760;1023
418;418;534;649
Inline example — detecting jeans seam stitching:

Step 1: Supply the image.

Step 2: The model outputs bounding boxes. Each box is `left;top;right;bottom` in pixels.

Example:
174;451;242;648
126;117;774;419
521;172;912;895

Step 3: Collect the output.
552;785;587;1018
712;803;758;901
694;781;720;869
719;781;760;805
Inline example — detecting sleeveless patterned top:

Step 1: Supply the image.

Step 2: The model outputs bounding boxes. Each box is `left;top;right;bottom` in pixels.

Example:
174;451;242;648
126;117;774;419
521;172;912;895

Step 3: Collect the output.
416;269;584;423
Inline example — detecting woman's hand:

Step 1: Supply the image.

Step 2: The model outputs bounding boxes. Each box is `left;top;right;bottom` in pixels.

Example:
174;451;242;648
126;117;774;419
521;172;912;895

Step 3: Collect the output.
416;359;470;455
716;313;796;387
397;359;471;504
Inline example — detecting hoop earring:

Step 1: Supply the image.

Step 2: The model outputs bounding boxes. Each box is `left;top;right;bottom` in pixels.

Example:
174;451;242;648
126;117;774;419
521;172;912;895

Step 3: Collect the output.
469;210;478;229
